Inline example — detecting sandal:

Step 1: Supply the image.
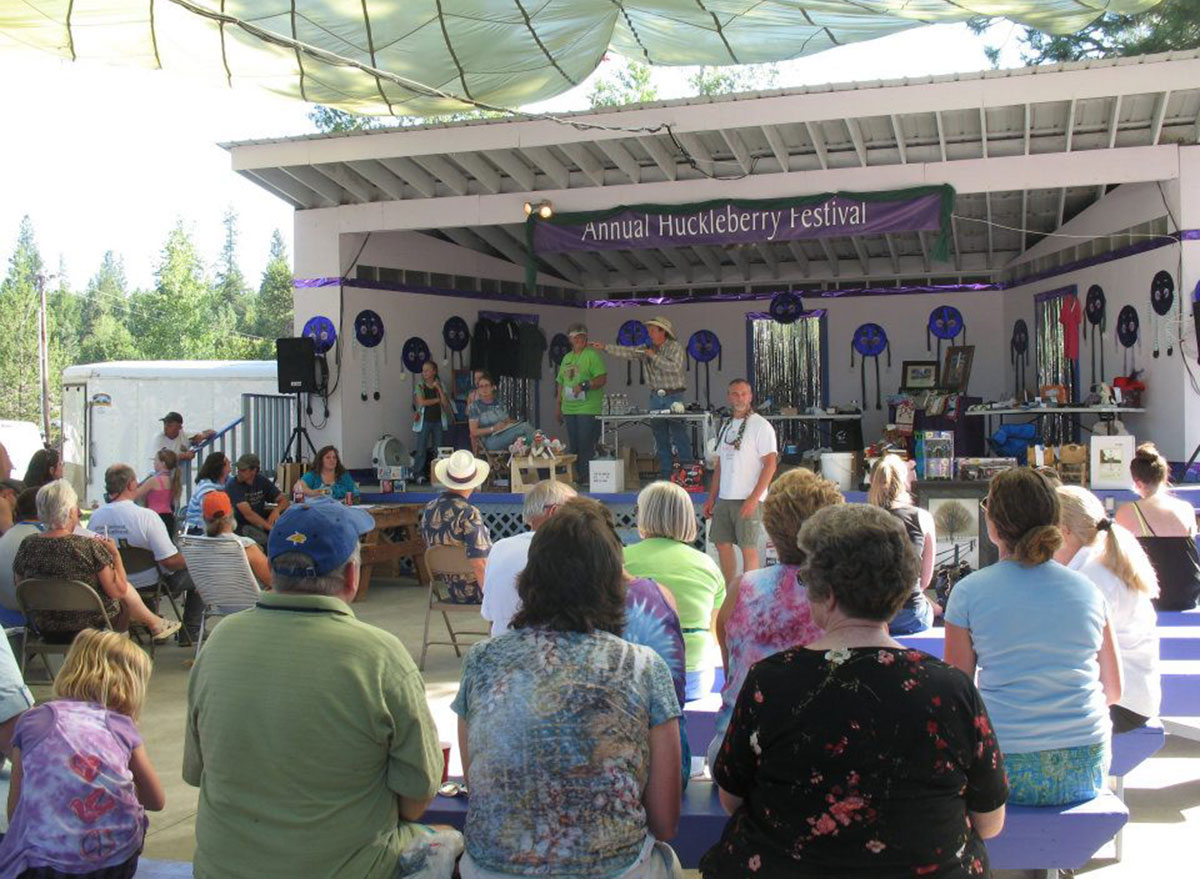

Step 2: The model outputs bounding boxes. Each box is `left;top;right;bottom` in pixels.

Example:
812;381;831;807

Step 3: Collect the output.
151;619;182;644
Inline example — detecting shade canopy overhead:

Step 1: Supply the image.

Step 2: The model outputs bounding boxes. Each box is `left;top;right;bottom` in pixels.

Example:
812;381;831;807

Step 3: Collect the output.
0;1;1163;116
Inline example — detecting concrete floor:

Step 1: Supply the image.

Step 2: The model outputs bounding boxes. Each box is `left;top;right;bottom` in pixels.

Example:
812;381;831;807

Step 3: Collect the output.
16;575;1200;877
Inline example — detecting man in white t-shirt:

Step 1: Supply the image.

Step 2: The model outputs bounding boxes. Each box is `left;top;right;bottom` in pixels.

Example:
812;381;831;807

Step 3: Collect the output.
703;379;778;584
89;463;203;640
148;411;213;471
480;480;578;636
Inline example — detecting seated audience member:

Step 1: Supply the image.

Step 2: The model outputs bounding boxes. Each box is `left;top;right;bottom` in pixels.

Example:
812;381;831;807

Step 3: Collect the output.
482;479;578;635
0;488;40;625
482;481;691;785
868;454;936;632
625;480;725;701
0;478;20;534
13;480;180;642
946;468;1121;806
185;452;232;534
467;372;535;453
703;504;1007;879
1114;442;1200;610
708;469;842;766
185;501;459;879
0;615;33;769
22;448;62;492
420;450;492;603
90;463;204;641
0;629;163;878
453;497;683;879
1058;485;1160;733
296;445;360;502
134;448;180;535
201;491;273;589
224;453;289;546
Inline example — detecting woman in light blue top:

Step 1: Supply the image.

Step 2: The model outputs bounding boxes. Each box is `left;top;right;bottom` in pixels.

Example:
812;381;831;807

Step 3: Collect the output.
296;445;359;502
467;372;534;453
945;467;1123;806
184;452;230;534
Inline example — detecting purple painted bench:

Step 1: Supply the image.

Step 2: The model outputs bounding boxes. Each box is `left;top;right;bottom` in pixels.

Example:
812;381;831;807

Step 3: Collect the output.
426;780;1127;872
133;861;192;878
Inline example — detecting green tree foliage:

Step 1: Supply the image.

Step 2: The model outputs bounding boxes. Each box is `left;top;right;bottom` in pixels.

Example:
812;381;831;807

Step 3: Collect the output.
79;252;139;364
588;60;658;108
970;0;1199;66
0;217;47;422
214;207;252;326
254;229;295;343
129;220;216;359
688;63;779;96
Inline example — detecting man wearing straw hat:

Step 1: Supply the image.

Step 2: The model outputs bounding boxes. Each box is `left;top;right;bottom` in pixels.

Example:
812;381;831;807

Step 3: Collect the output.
593;315;692;480
419;450;493;601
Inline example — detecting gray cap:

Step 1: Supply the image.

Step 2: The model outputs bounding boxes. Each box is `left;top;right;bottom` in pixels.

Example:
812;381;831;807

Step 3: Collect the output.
566;323;588;338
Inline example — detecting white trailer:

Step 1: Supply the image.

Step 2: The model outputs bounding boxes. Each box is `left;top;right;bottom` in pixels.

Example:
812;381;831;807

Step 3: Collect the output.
61;361;278;507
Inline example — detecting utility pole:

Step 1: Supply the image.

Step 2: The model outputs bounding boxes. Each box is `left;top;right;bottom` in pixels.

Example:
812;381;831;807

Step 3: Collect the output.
36;273;53;443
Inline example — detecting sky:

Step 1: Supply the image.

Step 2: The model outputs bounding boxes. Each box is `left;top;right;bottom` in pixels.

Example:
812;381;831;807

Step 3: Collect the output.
0;21;1024;293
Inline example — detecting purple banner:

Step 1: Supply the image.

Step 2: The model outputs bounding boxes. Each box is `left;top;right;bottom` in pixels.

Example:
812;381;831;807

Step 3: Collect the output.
533;193;944;253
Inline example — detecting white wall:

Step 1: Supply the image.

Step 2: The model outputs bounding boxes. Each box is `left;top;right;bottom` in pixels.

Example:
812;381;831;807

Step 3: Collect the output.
1002;239;1199;461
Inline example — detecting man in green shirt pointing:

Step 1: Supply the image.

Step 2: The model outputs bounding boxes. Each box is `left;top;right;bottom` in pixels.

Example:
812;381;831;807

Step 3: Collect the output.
556;322;607;482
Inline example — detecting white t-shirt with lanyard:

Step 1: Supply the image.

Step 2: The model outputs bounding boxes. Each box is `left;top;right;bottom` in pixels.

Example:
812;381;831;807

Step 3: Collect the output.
716;412;777;501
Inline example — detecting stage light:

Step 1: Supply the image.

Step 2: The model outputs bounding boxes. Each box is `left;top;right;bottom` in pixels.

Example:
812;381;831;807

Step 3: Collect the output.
523;200;553;219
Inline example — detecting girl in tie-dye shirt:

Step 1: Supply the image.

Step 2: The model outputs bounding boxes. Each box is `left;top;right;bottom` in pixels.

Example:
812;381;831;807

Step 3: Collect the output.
0;630;164;879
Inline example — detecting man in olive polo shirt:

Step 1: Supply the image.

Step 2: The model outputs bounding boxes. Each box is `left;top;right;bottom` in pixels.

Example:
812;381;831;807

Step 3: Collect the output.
183;500;456;879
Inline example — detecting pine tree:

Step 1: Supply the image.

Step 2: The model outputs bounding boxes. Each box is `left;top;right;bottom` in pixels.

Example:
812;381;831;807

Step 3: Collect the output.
0;217;46;422
79;251;139;363
129;220;216;359
254;229;295;343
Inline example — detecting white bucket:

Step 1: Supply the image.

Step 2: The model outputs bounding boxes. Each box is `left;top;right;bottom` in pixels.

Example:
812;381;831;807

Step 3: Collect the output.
820;452;856;492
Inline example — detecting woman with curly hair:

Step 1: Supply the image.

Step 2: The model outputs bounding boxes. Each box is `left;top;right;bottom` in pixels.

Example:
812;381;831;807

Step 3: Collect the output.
702;504;1007;879
946;468;1122;806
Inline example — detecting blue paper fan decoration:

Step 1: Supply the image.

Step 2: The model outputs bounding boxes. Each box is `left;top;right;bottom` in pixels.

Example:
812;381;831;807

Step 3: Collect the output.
302;315;338;353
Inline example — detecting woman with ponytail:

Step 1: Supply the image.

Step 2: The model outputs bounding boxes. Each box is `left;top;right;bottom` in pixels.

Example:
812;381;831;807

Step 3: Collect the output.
945;468;1122;806
1057;485;1160;733
1114;442;1200;611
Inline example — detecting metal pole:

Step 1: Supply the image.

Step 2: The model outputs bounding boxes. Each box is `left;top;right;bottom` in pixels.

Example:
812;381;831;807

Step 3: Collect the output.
36;274;51;443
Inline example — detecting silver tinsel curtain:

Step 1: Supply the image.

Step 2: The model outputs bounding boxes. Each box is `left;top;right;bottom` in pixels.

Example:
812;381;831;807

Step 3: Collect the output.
750;314;822;447
1035;291;1078;445
497;376;535;425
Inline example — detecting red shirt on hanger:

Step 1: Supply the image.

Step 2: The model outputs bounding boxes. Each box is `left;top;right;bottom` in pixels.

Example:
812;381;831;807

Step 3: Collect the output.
1060;294;1082;360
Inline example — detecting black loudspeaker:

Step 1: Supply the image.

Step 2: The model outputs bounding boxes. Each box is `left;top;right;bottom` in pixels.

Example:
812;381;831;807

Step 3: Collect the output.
276;337;321;393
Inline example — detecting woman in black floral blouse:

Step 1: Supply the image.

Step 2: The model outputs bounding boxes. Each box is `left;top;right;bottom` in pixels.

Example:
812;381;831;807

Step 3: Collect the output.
702;504;1008;879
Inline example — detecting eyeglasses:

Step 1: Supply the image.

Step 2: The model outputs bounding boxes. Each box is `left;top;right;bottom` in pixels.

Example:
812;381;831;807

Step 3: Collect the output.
979;497;990;514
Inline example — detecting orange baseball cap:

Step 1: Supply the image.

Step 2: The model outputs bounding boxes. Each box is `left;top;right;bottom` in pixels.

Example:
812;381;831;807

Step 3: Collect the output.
202;490;233;521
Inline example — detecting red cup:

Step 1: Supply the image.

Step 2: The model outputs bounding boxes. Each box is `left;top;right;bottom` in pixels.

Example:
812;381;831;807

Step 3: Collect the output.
440;741;451;784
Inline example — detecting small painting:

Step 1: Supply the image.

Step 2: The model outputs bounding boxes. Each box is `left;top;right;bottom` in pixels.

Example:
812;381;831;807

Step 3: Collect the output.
941;345;975;393
929;496;981;569
901;361;940;391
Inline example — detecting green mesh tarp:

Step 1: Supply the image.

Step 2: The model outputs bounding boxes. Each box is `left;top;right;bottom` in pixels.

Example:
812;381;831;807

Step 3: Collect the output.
0;1;1162;116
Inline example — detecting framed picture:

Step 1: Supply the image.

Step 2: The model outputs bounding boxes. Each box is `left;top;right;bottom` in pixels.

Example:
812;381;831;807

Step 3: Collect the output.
901;361;940;391
941;345;975;393
919;481;999;572
1090;434;1135;489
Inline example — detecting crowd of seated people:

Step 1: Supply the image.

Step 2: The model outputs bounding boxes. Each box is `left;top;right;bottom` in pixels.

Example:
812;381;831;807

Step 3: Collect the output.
1;439;1195;877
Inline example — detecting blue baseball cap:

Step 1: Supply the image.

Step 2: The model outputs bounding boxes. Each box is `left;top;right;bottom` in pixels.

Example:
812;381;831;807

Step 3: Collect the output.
268;500;375;576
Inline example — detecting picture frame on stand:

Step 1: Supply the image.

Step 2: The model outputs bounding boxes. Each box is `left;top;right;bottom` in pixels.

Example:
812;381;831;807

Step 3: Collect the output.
941;345;975;393
901;361;940;391
1090;434;1136;489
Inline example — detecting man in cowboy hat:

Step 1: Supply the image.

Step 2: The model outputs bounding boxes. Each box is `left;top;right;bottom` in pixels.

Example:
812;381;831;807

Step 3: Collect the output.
592;315;693;479
419;449;493;600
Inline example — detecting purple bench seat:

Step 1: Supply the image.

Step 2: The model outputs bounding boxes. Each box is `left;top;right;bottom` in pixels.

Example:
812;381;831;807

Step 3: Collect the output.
133;861;193;878
427;781;1127;871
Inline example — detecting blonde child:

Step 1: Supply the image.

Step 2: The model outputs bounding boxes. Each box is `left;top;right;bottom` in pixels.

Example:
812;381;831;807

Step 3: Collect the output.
135;449;180;537
0;630;163;879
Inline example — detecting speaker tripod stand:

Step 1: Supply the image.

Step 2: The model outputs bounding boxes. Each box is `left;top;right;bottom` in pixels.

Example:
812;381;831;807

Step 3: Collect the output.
281;392;318;464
